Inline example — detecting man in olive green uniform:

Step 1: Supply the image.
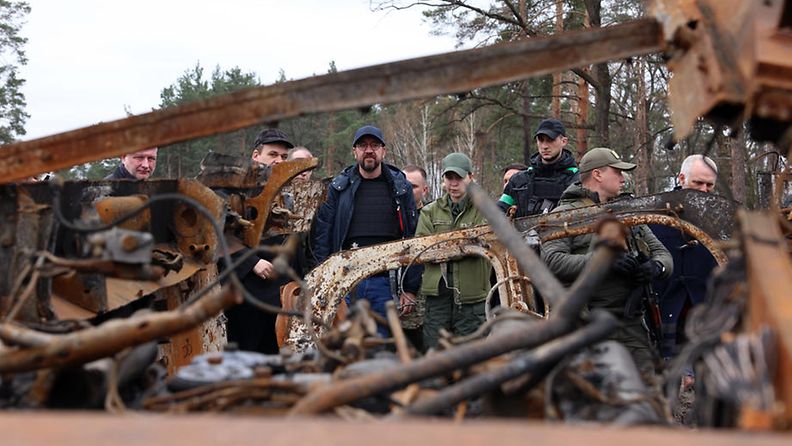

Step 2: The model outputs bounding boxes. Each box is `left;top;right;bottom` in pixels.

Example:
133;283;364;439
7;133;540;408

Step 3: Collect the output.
418;153;491;350
541;148;672;377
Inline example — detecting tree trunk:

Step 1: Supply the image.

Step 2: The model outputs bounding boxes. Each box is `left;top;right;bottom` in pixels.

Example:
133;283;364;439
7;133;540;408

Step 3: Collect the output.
522;81;533;164
634;59;651;195
576;73;589;157
551;0;564;118
729;130;747;205
584;0;611;148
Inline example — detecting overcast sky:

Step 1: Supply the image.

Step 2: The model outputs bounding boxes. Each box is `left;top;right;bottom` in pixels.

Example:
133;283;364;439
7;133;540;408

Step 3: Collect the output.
20;0;464;140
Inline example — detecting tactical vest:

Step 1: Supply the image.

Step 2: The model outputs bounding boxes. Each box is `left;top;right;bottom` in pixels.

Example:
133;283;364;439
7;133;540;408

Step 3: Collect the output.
512;166;579;217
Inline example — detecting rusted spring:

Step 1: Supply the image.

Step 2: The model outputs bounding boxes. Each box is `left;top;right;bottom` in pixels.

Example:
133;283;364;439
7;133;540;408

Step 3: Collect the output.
541;214;727;266
404;309;618;416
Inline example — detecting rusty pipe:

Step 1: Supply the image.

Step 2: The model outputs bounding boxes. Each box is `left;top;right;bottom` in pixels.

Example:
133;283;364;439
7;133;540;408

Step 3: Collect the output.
540;214;727;265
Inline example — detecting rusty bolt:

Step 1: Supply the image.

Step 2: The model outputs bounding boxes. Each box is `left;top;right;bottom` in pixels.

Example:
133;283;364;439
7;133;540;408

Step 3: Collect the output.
120;234;140;252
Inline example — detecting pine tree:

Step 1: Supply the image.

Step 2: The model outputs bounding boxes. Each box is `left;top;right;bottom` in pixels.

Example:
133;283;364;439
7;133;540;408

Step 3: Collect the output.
0;1;30;144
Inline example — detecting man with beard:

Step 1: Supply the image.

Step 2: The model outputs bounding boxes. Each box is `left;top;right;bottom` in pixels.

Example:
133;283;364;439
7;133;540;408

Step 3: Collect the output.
498;119;579;217
105;147;158;180
313;125;420;335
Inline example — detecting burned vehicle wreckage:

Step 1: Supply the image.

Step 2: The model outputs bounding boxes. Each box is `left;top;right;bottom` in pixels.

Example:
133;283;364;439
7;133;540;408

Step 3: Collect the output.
1;0;792;443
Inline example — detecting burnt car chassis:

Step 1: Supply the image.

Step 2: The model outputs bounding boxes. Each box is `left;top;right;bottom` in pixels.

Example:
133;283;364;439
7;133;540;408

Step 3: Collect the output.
0;0;791;439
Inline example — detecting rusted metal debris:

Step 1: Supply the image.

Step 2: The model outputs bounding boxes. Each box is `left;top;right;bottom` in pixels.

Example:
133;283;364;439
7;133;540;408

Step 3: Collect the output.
741;211;792;427
285;189;732;350
283;225;531;350
0;284;240;373
515;189;737;242
242;158;318;247
650;0;792;142
288;243;618;416
0;0;791;436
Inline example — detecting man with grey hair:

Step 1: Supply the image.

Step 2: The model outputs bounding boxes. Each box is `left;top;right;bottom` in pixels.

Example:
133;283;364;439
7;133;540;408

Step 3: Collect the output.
651;154;718;377
678;154;717;193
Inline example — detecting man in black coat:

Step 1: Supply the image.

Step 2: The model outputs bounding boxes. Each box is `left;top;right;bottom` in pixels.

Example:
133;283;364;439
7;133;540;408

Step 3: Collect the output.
105;148;158;180
498;119;579;217
224;128;295;354
650;155;718;362
312;125;420;337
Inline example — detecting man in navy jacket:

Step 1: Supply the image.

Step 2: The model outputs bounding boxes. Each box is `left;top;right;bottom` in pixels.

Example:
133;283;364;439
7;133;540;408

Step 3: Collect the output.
651;155;718;360
313;126;421;334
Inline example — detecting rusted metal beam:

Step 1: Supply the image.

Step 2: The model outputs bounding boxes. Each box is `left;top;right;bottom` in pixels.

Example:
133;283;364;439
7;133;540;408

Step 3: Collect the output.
514;190;738;243
0;19;662;183
0;285;240;373
405;310;618;415
2;413;792;446
541;214;728;265
740;211;792;427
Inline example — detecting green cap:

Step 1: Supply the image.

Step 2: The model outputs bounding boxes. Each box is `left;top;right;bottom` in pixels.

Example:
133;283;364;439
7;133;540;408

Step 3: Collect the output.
579;147;636;173
442;152;473;177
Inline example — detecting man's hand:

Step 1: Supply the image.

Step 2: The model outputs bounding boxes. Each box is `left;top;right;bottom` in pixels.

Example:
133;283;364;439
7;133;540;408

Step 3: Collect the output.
634;260;662;283
253;259;274;279
399;292;417;316
612;253;639;276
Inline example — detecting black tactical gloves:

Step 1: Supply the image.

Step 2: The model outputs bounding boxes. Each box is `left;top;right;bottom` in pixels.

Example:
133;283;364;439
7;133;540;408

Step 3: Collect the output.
613;254;663;283
635;259;663;283
612;253;639;276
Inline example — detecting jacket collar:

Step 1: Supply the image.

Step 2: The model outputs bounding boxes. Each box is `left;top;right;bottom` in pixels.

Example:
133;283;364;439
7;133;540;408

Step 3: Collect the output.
331;163;410;197
114;164;138;180
559;182;601;204
529;148;577;173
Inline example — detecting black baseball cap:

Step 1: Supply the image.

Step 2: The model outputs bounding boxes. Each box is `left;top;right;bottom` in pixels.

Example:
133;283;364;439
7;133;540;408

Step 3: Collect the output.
534;119;566;139
253;128;294;149
353;125;385;146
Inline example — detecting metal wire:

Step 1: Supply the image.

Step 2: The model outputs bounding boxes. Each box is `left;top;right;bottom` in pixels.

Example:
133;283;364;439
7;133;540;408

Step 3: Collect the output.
49;181;316;322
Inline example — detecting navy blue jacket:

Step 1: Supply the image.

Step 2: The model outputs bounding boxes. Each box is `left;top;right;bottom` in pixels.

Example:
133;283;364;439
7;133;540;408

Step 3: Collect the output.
312;163;421;294
649;223;717;358
104;164;138;180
